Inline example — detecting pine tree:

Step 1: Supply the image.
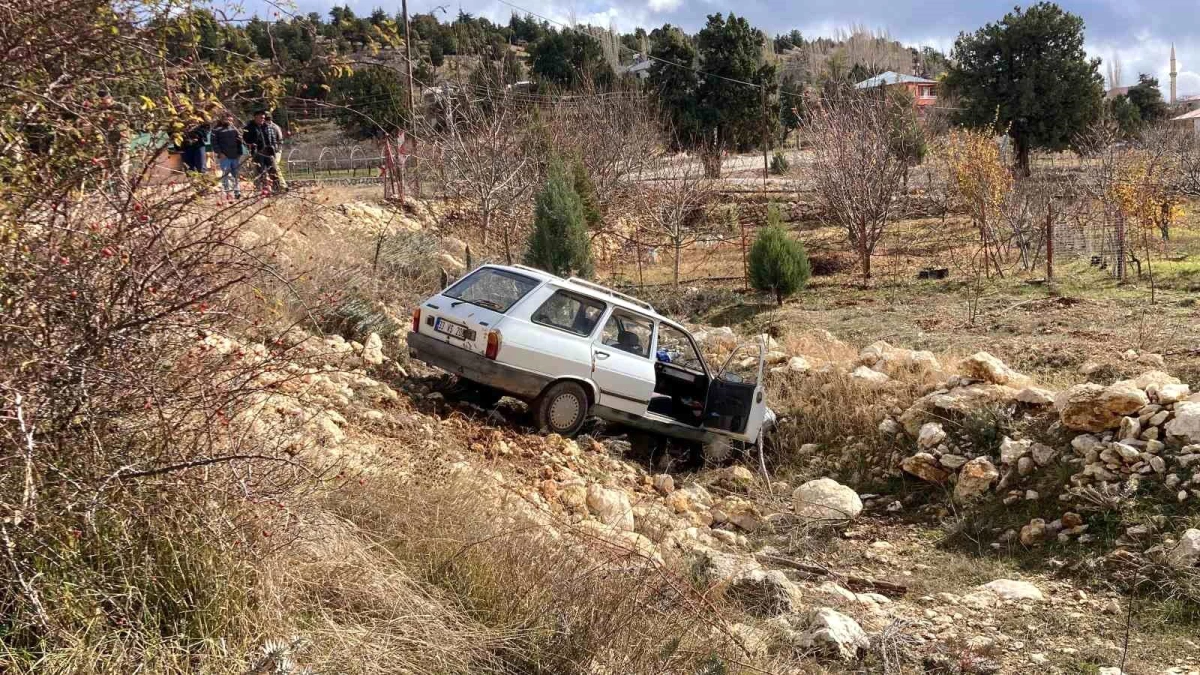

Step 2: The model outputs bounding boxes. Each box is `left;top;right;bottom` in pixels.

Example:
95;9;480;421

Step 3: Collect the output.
525;160;594;278
748;204;810;305
570;157;602;230
943;2;1103;175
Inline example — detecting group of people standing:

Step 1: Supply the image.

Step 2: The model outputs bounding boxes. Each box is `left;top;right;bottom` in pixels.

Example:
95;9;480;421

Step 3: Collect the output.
178;110;287;197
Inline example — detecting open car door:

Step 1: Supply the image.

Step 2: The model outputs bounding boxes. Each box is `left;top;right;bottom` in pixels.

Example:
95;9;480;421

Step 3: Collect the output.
702;335;768;443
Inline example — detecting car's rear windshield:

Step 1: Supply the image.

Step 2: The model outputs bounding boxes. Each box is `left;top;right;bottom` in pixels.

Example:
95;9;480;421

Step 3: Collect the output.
443;268;540;313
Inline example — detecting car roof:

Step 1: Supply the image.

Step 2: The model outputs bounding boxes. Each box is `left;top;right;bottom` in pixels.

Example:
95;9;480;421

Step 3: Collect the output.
482;264;680;326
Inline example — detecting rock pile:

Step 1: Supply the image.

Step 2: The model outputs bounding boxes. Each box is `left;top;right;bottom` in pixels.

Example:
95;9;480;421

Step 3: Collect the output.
855;340;942;383
885;351;1200;561
1064;373;1200;503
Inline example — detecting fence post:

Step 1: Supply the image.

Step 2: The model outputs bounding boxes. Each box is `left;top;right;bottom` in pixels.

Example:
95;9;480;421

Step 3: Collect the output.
1045;201;1054;282
382;141;394;200
740;213;749;291
398;137;405;204
635;227;644;290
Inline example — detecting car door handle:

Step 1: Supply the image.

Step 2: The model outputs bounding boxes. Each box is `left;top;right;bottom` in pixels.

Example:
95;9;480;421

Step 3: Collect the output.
594;351;610;360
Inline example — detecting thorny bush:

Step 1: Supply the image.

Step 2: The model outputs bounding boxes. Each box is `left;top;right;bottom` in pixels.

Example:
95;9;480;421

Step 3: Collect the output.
0;0;338;667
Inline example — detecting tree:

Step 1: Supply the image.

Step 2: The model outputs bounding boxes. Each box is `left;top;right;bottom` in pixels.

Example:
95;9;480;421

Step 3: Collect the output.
806;93;909;285
693;14;777;176
649;15;777;176
940;128;1014;280
526;160;594;277
647;25;701;147
529;30;612;89
436;90;534;260
636;162;715;287
847;62;874;85
779;76;805;143
749;205;810;304
1104;132;1181;297
1126;74;1168;124
331;66;409;138
429;39;445;68
884;88;926;186
943;2;1104;175
570;157;602;230
1107;94;1142;138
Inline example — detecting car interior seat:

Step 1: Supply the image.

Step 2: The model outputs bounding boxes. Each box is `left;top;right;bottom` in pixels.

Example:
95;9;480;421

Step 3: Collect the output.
616;330;642;355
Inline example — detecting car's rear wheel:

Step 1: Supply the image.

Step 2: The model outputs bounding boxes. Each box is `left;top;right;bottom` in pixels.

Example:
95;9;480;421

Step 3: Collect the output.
533;381;589;437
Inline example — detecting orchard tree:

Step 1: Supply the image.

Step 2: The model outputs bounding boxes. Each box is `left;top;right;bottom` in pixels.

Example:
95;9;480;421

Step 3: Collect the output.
940;128;1014;279
437;89;534;260
943;2;1104;175
807;92;909;286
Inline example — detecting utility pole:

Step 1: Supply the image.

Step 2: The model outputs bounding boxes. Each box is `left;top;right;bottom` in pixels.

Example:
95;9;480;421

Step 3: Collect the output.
402;0;415;112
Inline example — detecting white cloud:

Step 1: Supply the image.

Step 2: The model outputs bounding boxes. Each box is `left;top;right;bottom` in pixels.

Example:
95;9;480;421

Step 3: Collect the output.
1179;72;1200;98
647;0;681;12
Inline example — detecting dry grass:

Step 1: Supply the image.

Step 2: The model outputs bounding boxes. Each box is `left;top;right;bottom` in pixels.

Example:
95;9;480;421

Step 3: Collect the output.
263;509;504;674
764;339;942;486
312;471;760;674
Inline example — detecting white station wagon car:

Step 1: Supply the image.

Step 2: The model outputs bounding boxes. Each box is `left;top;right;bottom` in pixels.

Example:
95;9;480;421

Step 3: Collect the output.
406;264;771;446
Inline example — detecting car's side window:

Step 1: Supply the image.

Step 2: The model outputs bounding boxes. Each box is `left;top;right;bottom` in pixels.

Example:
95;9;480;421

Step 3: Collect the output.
600;310;654;358
717;344;762;385
531;290;606;337
656;324;705;372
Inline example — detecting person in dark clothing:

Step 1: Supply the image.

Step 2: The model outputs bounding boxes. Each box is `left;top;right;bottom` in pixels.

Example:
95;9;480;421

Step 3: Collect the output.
243;110;282;194
265;112;288;191
211;113;243;198
180;121;210;174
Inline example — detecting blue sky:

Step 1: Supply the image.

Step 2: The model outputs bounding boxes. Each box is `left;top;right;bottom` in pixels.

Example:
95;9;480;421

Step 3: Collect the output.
287;0;1200;97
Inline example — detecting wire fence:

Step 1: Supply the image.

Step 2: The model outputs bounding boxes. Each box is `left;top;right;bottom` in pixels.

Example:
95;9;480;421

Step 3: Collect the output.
283;146;385;180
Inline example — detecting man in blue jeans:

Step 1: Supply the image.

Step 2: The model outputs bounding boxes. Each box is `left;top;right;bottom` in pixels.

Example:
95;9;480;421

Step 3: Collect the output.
243;110;282;194
211;113;243;199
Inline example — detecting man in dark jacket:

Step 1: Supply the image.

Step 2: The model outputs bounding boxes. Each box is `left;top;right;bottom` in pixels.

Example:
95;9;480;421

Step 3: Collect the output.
180;120;210;174
211;113;243;199
243;110;282;193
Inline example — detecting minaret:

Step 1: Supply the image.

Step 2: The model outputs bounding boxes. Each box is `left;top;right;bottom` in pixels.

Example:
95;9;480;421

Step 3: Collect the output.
1170;43;1178;104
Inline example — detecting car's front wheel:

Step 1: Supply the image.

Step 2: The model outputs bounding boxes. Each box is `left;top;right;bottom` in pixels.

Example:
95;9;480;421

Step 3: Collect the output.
533;381;589;437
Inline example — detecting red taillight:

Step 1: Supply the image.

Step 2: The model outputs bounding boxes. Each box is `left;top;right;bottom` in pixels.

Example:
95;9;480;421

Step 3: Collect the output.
411;308;421;332
485;330;501;360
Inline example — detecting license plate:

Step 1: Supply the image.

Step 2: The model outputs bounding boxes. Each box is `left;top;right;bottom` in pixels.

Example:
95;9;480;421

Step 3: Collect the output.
435;317;467;339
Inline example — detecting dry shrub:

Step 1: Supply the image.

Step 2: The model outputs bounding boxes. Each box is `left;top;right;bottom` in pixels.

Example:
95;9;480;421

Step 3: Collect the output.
807;252;856;277
0;176;320;669
0;0;331;664
767;364;932;480
322;472;754;674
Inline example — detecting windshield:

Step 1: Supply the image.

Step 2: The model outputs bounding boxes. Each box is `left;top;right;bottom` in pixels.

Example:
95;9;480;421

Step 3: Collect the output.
443;268;539;313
